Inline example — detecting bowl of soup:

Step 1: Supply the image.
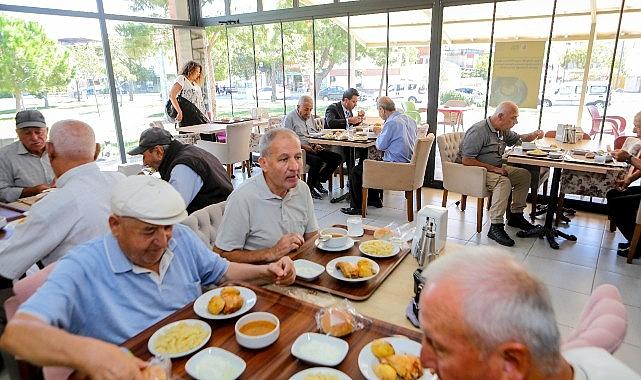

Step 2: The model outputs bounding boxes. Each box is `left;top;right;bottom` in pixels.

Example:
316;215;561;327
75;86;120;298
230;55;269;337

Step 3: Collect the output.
235;312;280;349
319;227;350;248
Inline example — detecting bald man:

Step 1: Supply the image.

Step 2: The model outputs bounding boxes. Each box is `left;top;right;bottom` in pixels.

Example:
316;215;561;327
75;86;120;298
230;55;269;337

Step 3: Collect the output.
456;101;543;246
0;120;125;280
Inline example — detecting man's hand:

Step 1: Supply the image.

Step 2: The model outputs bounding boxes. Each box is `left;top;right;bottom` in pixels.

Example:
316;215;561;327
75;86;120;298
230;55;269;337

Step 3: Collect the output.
175;110;183;122
75;341;146;380
532;130;544;140
615;177;631;191
491;166;508;176
266;256;296;285
312;144;324;152
269;233;304;261
347;116;362;125
302;144;314;153
612;149;631;163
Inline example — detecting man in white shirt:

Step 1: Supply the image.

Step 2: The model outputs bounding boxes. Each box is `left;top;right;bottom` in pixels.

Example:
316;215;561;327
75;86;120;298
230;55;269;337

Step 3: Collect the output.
419;250;640;380
0;120;124;280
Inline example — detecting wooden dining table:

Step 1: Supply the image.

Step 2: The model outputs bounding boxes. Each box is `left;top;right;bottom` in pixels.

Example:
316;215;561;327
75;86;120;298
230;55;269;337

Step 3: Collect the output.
123;284;423;380
177;118;269;135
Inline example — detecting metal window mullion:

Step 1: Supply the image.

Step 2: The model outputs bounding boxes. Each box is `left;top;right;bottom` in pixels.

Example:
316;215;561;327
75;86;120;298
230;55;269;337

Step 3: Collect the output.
601;0;626;141
483;1;497;119
385;12;389;98
312;18;318;117
538;0;558;130
225;26;234;115
280;21;287;114
347;15;351;89
251;24;259;110
425;0;444;186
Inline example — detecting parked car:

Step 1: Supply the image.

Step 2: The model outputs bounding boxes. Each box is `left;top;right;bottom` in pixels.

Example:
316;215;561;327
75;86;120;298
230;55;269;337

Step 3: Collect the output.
542;81;610;108
250;86;290;101
318;86;345;101
387;80;426;103
454;87;485;103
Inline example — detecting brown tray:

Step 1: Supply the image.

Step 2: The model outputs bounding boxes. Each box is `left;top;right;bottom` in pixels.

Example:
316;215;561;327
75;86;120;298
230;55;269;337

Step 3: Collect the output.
123;285;421;380
290;225;410;301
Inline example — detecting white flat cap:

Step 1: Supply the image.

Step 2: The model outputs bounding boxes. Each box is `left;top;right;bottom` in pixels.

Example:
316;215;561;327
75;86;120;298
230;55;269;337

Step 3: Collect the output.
111;176;187;225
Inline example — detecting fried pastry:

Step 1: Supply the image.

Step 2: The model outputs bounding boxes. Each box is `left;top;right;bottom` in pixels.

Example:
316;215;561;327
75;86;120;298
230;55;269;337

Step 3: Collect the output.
373;364;397;380
336;262;359;278
220;286;240;297
222;293;244;314
207;295;225;315
357;259;375;277
371;339;395;359
381;354;424;380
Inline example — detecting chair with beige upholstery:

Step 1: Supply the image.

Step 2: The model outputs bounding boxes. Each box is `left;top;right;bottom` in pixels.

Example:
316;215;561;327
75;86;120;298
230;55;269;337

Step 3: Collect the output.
437;132;491;233
268;116;284;129
196;121;252;178
173;132;200;145
117;163;143;176
361;134;434;222
180;201;226;248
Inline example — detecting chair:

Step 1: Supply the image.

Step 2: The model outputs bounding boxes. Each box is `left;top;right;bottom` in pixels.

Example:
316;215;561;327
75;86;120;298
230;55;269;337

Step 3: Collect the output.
437;132;492;233
361;135;434;222
614;135;635;150
586;105;626;138
251;107;269;120
173;132;200;145
117;163;143;176
196;121;253;178
180;201;226;248
314;117;344;190
314;117;324;130
268;116;284;129
561;284;627;354
417;123;429;138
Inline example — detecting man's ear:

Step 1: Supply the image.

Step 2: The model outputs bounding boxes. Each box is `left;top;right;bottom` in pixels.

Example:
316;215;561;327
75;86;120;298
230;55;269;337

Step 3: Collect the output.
108;215;120;235
498;342;531;380
258;156;267;169
94;143;101;160
46;142;55;161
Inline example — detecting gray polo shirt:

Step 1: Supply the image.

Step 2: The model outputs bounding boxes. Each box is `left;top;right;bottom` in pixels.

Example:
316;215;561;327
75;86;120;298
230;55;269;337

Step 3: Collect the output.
456;117;520;167
214;172;318;251
282;109;319;146
0;141;55;202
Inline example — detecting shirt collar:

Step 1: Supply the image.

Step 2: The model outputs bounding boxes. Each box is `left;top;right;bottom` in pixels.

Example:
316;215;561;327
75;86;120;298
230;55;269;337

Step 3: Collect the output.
254;171;298;200
486;117;499;133
104;232;178;274
16;142;45;156
342;104;350;117
55;162;98;188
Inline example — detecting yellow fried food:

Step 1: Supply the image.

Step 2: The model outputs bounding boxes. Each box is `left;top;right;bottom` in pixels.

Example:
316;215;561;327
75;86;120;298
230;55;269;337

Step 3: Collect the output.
336;261;359;278
154;322;207;354
373;364;397;380
357;259;375;277
222;293;244;314
529;149;546;156
207;295;225;315
371;339;395;359
361;240;394;256
220;286;240;297
381;354;424;380
303;374;340;380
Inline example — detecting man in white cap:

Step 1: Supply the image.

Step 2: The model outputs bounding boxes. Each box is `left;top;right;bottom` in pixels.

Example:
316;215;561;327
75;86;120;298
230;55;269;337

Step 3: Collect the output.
0;119;124;280
0;176;295;379
0;109;55;202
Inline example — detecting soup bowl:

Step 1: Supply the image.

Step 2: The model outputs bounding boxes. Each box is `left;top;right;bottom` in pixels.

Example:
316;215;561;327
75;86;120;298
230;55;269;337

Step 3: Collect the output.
235;312;280;349
319;227;350;248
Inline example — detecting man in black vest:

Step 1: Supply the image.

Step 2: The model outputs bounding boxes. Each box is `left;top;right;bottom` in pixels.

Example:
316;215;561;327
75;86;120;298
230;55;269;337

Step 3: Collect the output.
128;127;233;214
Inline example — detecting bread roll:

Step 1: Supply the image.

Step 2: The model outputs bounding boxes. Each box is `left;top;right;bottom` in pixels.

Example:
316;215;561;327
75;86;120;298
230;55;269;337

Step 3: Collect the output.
320;308;354;337
207;295;225;315
373;227;393;240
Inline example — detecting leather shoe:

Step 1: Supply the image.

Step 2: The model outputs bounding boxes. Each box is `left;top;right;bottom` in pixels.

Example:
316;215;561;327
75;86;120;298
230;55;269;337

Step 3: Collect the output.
618;242;630;250
340;207;362;215
507;213;537;231
315;183;329;194
617;247;641;259
310;188;323;200
487;223;515;247
368;201;383;208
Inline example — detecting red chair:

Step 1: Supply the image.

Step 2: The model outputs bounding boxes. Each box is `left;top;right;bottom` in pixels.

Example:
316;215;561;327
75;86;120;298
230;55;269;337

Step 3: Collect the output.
586;105;626;138
614;135;635;150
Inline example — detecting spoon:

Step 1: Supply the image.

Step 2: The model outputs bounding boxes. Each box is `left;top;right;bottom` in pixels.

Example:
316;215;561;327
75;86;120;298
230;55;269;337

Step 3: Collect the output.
319;234;332;242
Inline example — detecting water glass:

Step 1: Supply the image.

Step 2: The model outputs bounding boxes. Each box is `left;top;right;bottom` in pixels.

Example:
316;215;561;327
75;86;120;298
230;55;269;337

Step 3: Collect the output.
346;216;364;237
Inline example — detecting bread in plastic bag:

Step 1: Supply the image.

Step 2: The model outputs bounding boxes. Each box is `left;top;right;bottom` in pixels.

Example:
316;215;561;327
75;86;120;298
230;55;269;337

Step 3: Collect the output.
142;356;171;380
316;299;371;337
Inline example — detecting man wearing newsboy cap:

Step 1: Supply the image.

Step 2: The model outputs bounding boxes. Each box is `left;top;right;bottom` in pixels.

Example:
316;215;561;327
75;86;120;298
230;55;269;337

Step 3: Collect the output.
0;109;55;202
0;176;295;379
128;127;232;214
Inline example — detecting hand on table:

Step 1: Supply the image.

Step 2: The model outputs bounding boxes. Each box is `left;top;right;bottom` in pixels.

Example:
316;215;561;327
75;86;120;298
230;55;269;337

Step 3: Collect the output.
267;256;296;286
611;149;631;163
75;341;146;380
347;116;362;125
269;233;304;261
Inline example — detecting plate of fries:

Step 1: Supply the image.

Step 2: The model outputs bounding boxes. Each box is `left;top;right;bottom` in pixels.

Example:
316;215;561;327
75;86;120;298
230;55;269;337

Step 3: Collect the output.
359;239;400;258
148;319;211;358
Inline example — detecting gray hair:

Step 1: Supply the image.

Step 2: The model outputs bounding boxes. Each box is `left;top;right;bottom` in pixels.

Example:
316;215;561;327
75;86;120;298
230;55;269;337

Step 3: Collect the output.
493;101;518;117
259;128;299;157
49;119;96;160
298;95;313;107
377;96;396;112
423;250;561;376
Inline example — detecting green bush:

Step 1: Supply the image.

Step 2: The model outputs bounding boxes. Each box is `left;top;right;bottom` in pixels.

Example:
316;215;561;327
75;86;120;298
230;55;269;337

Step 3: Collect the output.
439;90;467;105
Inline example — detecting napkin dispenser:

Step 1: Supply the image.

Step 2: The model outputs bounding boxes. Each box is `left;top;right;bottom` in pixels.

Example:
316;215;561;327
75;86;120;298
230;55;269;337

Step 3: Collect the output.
412;205;447;257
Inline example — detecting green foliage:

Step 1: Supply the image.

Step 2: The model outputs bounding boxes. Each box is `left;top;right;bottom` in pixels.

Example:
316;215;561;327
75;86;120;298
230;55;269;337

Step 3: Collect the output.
0;15;72;109
439;90;467;105
471;53;489;80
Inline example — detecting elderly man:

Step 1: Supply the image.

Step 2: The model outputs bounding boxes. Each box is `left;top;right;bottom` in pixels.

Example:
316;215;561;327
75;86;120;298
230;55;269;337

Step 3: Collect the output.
325;88;364;129
0;109;55;202
0;120;124;280
0;176;295;379
283;95;342;199
341;96;417;215
419;250;640;380
457;101;543;246
214;128;318;263
128;127;233;214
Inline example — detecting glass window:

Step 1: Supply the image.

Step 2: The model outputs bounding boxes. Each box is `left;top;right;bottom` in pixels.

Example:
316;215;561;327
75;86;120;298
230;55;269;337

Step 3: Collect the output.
254;23;285;115
314;17;348;117
227;25;256;117
0;12;119;168
205;26;232;119
299;0;333;5
202;0;226;18
103;0;190;20
231;0;257;15
262;0;293;11
0;0;95;12
283;20;315;115
106;21;177;163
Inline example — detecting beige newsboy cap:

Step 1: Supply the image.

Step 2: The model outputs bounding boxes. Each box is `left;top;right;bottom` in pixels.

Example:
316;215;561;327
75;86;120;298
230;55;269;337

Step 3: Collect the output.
111;176;187;225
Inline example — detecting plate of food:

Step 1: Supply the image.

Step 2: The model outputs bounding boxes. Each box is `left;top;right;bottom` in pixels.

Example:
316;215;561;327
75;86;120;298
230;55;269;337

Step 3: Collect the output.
185;347;246;380
539;145;561;152
289;367;351;380
148;319;211;359
526;149;548;157
358;336;433;380
193;286;257;320
326;256;379;282
359;239;400;258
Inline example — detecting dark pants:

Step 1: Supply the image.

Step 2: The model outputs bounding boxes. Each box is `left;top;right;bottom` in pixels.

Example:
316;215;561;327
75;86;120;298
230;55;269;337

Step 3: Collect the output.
348;160;383;209
306;149;342;188
607;186;641;241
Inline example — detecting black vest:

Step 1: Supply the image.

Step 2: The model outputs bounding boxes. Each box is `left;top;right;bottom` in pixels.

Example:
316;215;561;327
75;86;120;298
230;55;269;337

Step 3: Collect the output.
158;140;233;214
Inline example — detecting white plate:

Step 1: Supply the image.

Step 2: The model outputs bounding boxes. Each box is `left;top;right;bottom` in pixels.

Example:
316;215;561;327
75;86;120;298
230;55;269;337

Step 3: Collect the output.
186;347;246;380
358;336;434;380
289;367;351;380
359;240;400;258
147;319;211;359
193;287;257;320
326;256;379;282
293;259;325;281
315;238;355;252
291;332;349;366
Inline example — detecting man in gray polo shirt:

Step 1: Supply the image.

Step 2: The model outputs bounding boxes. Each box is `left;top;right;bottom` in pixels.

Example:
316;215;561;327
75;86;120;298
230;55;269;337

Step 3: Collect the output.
0;110;55;202
456;101;543;246
214;128;319;263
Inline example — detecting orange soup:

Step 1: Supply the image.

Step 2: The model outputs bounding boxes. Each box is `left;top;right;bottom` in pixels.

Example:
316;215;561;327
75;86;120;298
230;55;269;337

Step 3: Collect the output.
239;320;276;336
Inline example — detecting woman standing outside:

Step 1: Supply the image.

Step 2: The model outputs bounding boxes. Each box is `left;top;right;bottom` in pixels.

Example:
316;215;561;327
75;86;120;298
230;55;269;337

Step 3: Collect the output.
169;61;208;127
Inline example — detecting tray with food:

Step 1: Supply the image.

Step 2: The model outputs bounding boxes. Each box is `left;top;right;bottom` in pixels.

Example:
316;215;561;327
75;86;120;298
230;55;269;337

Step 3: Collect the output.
565;152;626;167
213;117;253;124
